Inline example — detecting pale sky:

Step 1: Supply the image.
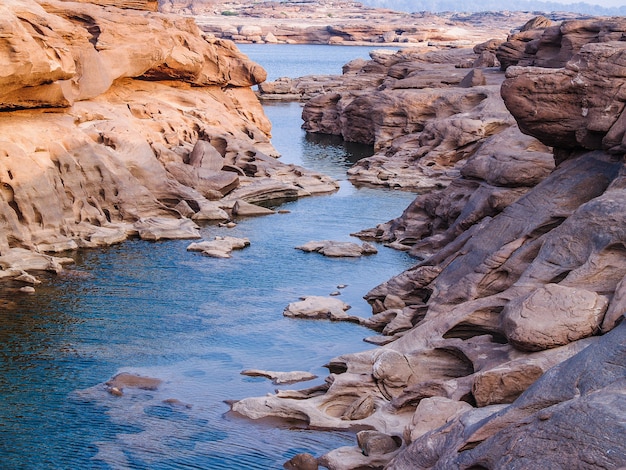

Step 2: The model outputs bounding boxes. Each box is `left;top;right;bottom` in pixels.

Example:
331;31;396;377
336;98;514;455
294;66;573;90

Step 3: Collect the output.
551;0;624;5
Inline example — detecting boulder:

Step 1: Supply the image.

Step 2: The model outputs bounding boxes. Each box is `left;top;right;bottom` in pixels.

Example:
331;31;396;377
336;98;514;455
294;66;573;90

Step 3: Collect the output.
232;200;276;216
283;453;318;470
357;430;401;456
283;296;355;321
501;284;609;351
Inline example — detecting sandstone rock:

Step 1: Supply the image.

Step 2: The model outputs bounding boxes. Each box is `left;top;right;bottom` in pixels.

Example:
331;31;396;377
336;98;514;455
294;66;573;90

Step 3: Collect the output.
295;240;377;257
458;69;486;88
497;16;626;71
186;140;224;170
502;284;608;351
187;236;250;258
202;11;626;470
406;397;473;443
231;199;276;217
341;394;376;421
0;0;267;110
70;0;158;11
133;217;201;241
0;248;73;273
357;430;401;456
14;272;41;285
471;338;594;407
193;3;528;48
602;275;626;333
283;453;318;470
502;41;626;152
383;294;406;310
319;444;401;470
283;296;356;322
496;15;554;70
388;323;626;469
241;369;317;385
0;0;350;280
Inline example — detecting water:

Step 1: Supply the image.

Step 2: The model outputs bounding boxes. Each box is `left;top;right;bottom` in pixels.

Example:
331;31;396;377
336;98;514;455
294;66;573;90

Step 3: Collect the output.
237;43;396;82
0;46;416;469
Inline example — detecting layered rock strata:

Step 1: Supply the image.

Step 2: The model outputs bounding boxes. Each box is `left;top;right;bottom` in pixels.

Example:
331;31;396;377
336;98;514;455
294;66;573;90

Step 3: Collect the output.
0;0;338;282
293;45;547;194
233;18;626;470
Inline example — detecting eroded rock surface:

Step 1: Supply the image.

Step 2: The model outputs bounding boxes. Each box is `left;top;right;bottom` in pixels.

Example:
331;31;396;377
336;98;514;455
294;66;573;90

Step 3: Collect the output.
233;17;626;470
0;0;338;280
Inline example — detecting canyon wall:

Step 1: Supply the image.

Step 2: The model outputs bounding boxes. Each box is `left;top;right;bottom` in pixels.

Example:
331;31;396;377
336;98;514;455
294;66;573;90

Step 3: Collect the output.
0;0;337;282
235;17;626;470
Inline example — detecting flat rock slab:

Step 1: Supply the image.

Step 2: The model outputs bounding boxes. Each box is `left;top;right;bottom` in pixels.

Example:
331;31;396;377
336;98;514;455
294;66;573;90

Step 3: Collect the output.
187;236;250;258
296;240;378;257
241;369;318;385
0;248;74;274
284;295;356;321
232;199;275;216
134;217;201;241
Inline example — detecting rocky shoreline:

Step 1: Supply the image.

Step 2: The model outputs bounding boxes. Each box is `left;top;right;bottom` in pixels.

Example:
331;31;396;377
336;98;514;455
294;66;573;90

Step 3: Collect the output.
1;1;625;469
232;14;626;470
0;0;338;287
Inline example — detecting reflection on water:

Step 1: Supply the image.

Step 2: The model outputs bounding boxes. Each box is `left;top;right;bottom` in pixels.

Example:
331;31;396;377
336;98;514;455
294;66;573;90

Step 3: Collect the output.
304;132;375;168
0;102;416;469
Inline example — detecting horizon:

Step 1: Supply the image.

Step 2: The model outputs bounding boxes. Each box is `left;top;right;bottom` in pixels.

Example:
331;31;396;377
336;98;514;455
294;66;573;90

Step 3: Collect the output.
361;0;626;12
539;0;624;5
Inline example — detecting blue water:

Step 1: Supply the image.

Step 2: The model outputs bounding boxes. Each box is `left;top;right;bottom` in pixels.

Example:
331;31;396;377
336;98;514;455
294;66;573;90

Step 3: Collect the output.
237;43;396;82
0;47;416;469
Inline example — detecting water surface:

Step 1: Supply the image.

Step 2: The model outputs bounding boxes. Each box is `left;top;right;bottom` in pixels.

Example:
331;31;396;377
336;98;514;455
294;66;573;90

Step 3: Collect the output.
238;43;397;82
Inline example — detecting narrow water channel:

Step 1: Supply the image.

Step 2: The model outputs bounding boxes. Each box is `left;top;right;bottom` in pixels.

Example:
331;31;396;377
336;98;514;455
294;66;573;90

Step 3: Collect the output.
0;47;417;469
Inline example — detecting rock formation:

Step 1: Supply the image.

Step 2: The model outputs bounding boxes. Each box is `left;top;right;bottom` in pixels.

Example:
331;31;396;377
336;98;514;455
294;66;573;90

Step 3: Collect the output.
0;0;338;284
187;235;250;258
176;1;531;47
233;17;626;469
296;240;378;257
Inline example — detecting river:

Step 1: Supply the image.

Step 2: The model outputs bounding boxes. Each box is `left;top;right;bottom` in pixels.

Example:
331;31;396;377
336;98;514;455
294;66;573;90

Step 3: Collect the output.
0;45;415;469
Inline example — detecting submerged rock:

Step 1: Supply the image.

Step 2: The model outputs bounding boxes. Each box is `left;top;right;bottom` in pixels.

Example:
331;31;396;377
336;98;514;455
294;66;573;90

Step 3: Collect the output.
241;369;318;385
105;372;162;396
